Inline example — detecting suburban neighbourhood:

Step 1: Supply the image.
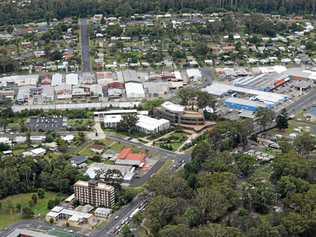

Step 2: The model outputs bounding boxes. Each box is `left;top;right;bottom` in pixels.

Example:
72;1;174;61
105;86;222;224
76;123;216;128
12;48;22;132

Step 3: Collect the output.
1;1;316;237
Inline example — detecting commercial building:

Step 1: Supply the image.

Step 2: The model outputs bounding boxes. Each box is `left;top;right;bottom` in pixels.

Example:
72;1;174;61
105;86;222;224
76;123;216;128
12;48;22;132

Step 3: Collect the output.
94;110;138;122
94;207;112;218
115;148;146;167
46;206;97;227
224;97;269;112
74;180;115;208
125;82;145;98
27;116;67;131
65;73;79;85
85;163;135;182
51;73;63;86
203;82;288;105
136;115;170;134
107;82;125;98
186;68;202;81
154;101;205;126
7;228;57;237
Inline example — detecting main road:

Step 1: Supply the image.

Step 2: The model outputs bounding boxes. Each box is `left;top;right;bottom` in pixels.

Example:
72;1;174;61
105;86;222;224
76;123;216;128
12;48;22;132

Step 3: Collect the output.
80;18;92;73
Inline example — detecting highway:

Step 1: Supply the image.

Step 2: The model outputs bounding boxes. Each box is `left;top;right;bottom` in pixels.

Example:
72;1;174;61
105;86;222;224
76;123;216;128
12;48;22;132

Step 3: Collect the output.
80;18;92;73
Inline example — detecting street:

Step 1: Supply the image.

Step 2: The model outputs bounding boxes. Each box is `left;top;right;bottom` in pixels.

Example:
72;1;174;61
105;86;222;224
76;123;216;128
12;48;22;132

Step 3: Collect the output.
80;18;92;73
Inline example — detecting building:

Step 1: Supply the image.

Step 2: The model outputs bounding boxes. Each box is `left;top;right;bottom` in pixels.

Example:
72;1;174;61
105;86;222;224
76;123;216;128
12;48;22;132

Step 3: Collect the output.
90;144;104;154
94;207;112;218
74;180;115;208
52;73;63;86
116;148;146;167
70;156;87;167
46;206;97;227
154;101;205;126
94;110;138;122
186;68;202;82
27;116;67;131
65;73;79;85
136;115;170;134
224;97;269;112
85;163;135;182
107;82;125;98
7;228;57;237
125;82;145;98
103;115;122;128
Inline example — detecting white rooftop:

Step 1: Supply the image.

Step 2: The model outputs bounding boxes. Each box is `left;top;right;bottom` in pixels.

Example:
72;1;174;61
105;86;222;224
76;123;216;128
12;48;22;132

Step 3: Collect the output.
136;115;170;132
161;101;185;113
125;82;145;98
203;82;288;104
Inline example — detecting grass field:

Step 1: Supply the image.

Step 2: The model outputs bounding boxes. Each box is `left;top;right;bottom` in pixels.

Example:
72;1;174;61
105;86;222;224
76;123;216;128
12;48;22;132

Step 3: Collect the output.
0;192;65;229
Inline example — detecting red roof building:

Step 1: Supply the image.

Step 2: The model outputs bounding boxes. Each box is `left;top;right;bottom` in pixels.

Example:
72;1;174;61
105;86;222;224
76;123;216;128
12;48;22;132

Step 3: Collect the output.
116;148;146;167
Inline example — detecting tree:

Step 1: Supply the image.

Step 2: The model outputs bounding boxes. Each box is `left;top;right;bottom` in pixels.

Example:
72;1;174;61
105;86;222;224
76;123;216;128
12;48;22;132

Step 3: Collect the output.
196;91;215;109
121;224;134;237
31;194;38;205
255;108;275;129
37;188;45;199
177;88;196;106
144;195;178;235
159;224;193;237
235;154;256;177
276;109;288;129
293;132;316;156
184;207;202;227
117;114;138;134
22;206;34;218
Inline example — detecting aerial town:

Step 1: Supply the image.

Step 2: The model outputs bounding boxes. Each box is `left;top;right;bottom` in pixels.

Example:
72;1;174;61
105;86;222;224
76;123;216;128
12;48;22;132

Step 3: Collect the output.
1;1;316;237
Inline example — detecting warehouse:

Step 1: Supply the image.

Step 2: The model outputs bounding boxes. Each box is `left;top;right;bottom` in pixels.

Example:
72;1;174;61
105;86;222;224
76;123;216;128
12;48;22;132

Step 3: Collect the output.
203;82;288;105
224;97;269;112
65;73;79;85
125;82;145;98
52;73;63;86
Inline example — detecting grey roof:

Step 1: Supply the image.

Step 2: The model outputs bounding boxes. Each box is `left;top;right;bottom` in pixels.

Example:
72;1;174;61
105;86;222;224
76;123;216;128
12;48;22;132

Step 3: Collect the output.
70;156;87;165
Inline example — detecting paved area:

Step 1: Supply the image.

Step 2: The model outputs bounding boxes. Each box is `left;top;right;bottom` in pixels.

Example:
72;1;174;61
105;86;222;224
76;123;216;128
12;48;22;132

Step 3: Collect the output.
80;18;92;73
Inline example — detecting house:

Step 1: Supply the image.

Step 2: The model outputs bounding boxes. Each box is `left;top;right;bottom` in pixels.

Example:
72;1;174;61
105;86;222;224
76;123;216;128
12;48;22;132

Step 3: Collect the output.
30;135;46;143
14;136;27;144
23;147;46;157
61;134;75;143
0;137;11;145
70;156;87;167
90;144;104;154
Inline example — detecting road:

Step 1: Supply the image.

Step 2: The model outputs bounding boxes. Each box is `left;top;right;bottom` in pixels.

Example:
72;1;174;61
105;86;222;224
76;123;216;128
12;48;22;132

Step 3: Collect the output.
91;195;150;237
0;220;81;237
253;87;316;135
88;134;191;237
80;18;92;73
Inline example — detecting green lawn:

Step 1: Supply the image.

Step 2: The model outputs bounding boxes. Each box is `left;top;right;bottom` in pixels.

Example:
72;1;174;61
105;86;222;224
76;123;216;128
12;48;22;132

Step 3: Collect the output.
154;131;188;151
0;192;65;229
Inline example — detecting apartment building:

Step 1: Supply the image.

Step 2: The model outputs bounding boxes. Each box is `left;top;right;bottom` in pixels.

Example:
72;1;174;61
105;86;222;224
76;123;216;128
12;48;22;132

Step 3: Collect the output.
74;180;115;208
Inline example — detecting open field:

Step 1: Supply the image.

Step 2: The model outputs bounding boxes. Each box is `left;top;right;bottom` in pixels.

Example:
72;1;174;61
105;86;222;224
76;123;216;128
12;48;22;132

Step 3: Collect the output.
0;192;65;229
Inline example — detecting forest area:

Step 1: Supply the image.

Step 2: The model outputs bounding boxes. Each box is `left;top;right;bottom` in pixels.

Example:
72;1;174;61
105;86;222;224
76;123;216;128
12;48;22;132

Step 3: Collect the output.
140;120;316;237
0;0;316;26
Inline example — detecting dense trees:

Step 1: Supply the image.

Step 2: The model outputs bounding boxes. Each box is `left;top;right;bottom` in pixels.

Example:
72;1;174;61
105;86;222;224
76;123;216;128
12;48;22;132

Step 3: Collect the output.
143;118;316;237
1;0;316;26
0;156;83;199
